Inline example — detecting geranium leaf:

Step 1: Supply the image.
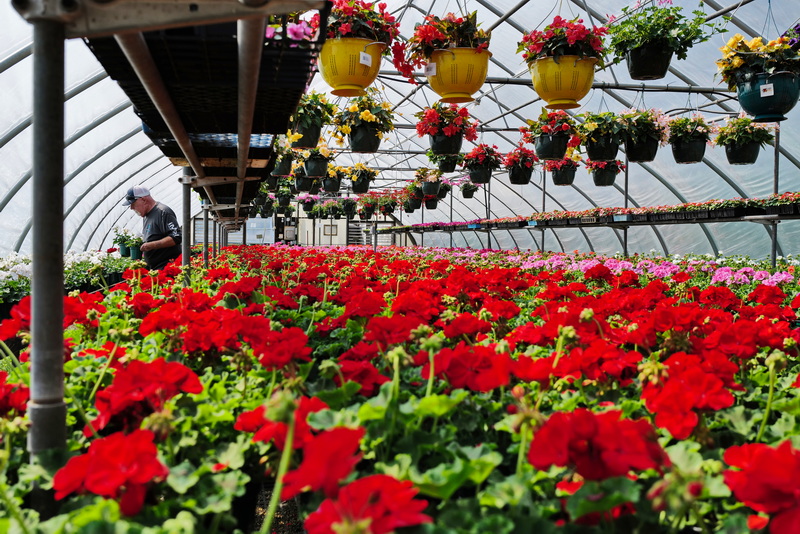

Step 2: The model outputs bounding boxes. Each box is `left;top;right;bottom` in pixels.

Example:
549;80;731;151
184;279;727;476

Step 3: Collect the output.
415;390;468;419
665;441;703;471
167;461;200;494
410;458;472;500
564;478;640;520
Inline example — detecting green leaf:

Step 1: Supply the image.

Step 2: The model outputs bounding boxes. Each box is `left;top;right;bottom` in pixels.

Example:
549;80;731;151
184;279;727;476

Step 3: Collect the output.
479;474;529;508
460;444;503;485
167;461;200;494
665;440;703;471
564;478;640;520
724;405;757;436
469;514;515;534
314;381;362;409
410;458;472;500
769;412;797;440
356;383;392;422
214;435;250;471
416;390;468;419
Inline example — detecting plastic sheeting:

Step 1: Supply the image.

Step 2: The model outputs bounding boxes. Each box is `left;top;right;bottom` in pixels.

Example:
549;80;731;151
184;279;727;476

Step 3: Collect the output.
0;0;798;257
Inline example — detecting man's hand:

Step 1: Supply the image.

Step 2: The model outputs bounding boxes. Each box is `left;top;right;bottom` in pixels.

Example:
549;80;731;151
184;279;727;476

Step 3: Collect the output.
140;241;156;252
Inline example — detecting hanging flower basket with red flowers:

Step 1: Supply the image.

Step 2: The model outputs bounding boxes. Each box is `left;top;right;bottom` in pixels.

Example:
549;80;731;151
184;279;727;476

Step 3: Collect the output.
503;144;539;185
523;109;580;161
415;102;479;155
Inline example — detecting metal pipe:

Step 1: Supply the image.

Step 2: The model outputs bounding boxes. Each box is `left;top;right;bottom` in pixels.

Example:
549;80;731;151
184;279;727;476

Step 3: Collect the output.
213;220;218;258
182;168;191;286
113;33;212;201
624;153;629;257
243;218;247;245
29;18;67;516
541;170;546;252
203;201;209;268
235;17;267;222
772;129;781;268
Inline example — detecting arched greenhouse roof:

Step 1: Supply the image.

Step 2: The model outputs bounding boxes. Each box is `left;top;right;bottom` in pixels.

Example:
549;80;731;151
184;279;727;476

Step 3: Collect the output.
1;0;799;257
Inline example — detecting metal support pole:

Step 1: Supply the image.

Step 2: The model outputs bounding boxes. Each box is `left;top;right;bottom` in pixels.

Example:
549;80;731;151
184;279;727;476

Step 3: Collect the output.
202;200;209;268
212;220;217;258
771;129;780;268
541;170;546;252
487;179;492;249
29;18;67;517
182;168;191;286
421;204;424;247
623;155;629;257
449;190;453;249
242;219;247;245
372;220;378;252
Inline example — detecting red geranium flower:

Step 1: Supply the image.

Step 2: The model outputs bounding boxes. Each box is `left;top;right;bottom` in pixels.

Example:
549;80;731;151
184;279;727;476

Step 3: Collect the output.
234;396;328;450
53;430;168;516
0;370;29;417
304;475;432;534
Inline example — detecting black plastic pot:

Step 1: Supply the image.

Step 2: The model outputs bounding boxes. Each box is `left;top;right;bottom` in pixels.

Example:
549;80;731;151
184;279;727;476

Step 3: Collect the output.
271;155;293;176
592;168;618;186
535;133;570;160
508;164;533;185
421;181;442;195
584;135;620;161
462;187;477;198
624;136;659;163
551;167;576;186
429;134;463;155
626;45;673;81
349;124;382;153
438;157;459;173
304;157;328;177
351;175;371;193
724;141;760;165
291;123;321;148
469;165;492;184
322;177;341;192
424;198;439;209
671;138;706;164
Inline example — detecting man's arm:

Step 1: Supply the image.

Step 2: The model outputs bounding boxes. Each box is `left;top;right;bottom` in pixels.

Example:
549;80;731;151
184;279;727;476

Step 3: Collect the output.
140;236;176;252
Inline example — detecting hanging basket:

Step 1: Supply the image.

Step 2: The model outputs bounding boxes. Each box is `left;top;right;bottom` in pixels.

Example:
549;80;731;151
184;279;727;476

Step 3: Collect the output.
724;141;761;165
438;157;459;173
585;135;620;161
437;185;450;200
295;175;315;192
349;123;382;153
424;197;439;209
319;37;386;97
379;204;395;216
403;202;416;214
277;194;292;207
625;45;673;81
308;180;321;195
737;72;800;123
408;196;422;210
351;175;371;193
421;181;442;196
304;158;329;177
624;136;659;163
461;187;477;199
671;138;706;164
429;134;463;155
426;48;491;104
291;124;322;149
265;175;279;191
592;168;618;187
468;165;493;184
530;55;598;110
301;200;316;212
535;133;570;161
322;176;341;193
271;155;294;176
508;164;533;185
551;167;576;186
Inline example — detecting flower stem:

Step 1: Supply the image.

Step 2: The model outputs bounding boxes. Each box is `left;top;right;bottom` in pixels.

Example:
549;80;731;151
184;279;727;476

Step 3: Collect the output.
260;415;296;534
755;362;777;442
86;341;120;403
690;501;711;534
64;383;99;439
516;422;529;476
425;350;435;398
0;481;31;534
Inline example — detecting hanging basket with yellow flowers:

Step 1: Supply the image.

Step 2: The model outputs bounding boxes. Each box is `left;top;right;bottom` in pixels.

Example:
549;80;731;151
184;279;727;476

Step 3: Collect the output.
332;88;396;153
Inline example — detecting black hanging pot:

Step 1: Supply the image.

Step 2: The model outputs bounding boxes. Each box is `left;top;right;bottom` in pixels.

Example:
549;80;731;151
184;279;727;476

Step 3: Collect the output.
551;167;576;186
421;181;442;196
626;45;673;81
363;205;376;218
379;204;395;216
592;168;618;187
462;187;477;199
291;124;322;148
304;157;329;177
535;133;570;160
408;196;422;210
737;72;800;122
271;155;294;176
403;202;416;214
429;133;463;155
349;124;382;153
724;141;760;165
322;176;341;192
438;157;459;173
624;136;659;163
351;174;371;193
468;165;492;184
671;138;706;164
301;200;316;212
358;211;370;220
508;164;533;185
265;176;279;191
308;180;321;195
295;175;315;192
437;185;451;199
585;135;620;161
277;194;292;207
248;206;258;217
424;198;439;209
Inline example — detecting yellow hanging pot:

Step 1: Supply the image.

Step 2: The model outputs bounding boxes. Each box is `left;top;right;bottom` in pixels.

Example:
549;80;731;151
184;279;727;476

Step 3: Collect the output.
319;37;387;97
530;55;597;110
426;48;491;104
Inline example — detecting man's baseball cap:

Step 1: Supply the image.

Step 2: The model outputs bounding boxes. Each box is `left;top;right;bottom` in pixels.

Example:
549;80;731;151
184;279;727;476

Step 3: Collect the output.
123;185;150;206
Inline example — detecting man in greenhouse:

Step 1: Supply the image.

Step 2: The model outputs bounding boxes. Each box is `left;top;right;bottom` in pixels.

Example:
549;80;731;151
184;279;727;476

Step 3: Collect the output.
122;185;182;270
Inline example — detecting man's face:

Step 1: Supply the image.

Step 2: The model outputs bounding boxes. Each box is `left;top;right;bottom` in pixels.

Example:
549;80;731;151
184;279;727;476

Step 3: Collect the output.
129;197;146;217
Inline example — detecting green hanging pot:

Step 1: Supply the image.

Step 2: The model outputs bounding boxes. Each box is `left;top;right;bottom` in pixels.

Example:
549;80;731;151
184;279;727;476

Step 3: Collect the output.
349;124;382;153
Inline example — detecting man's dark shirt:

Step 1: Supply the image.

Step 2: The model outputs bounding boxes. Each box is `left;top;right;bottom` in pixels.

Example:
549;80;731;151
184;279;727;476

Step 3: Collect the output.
143;202;182;270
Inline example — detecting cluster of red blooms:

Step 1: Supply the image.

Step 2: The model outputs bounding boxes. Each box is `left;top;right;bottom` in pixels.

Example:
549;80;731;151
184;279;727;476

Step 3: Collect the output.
517;16;607;65
414;103;479;140
0;370;28;417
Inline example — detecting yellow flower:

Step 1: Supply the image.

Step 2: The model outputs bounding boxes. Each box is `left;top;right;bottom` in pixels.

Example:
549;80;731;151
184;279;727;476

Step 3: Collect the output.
339;125;352;135
731;56;744;69
319;147;332;158
380;101;392;110
746;36;763;51
584;121;597;132
287;131;303;143
348;104;359;113
359;110;377;122
301;149;311;158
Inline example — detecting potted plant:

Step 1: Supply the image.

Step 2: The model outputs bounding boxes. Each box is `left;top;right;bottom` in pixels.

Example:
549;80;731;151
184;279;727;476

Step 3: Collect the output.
311;0;406;96
714;114;775;165
297;193;318;213
617;108;669;162
503;144;539;185
543;157;581;186
585;159;626;187
522;108;580;161
426;149;464;173
270;134;294;177
436;179;453;200
462;143;503;184
402;181;424;210
289;91;337;149
322;164;345;193
321;198;342;219
667;114;714;164
298;144;334;178
339;197;358;219
112;227;134;257
332;88;395;153
415;167;444;196
345;163;379;194
517;16;607;109
717;32;800;121
357;192;378;218
575;111;625;161
606;3;724;80
376;190;399;215
457;178;481;199
128;235;144;260
404;11;492;103
415;102;478;155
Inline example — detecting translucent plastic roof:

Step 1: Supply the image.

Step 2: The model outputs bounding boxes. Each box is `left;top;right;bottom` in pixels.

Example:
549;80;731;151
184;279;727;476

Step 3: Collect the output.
1;0;799;257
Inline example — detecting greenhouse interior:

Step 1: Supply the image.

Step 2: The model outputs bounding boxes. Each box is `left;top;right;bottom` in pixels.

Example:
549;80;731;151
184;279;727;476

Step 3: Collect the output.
2;0;800;532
